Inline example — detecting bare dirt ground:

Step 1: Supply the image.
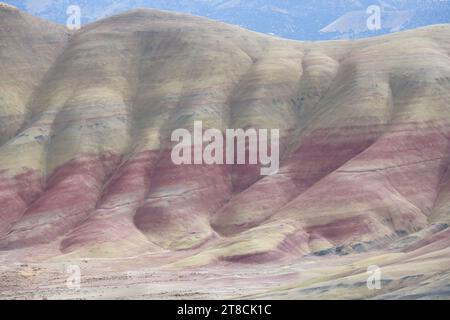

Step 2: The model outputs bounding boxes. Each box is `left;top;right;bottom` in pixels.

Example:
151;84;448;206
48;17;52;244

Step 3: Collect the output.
2;247;450;300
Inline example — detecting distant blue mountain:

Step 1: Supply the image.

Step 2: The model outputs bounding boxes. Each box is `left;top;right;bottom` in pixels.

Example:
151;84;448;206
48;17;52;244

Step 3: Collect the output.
5;0;450;40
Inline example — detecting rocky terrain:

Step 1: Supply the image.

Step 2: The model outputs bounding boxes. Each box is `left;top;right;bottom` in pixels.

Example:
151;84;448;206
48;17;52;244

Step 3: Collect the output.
1;3;450;299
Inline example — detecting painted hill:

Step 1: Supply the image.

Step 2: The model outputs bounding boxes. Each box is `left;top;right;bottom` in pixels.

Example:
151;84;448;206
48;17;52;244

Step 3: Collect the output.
1;6;450;299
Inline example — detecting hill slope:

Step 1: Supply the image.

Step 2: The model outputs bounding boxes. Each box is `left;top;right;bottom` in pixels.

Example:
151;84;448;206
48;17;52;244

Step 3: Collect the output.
1;7;450;299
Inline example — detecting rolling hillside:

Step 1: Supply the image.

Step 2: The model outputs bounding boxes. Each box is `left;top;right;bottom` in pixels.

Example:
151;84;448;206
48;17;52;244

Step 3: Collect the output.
1;4;450;299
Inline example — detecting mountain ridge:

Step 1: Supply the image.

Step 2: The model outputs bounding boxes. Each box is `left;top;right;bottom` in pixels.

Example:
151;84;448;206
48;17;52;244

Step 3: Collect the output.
6;0;450;40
